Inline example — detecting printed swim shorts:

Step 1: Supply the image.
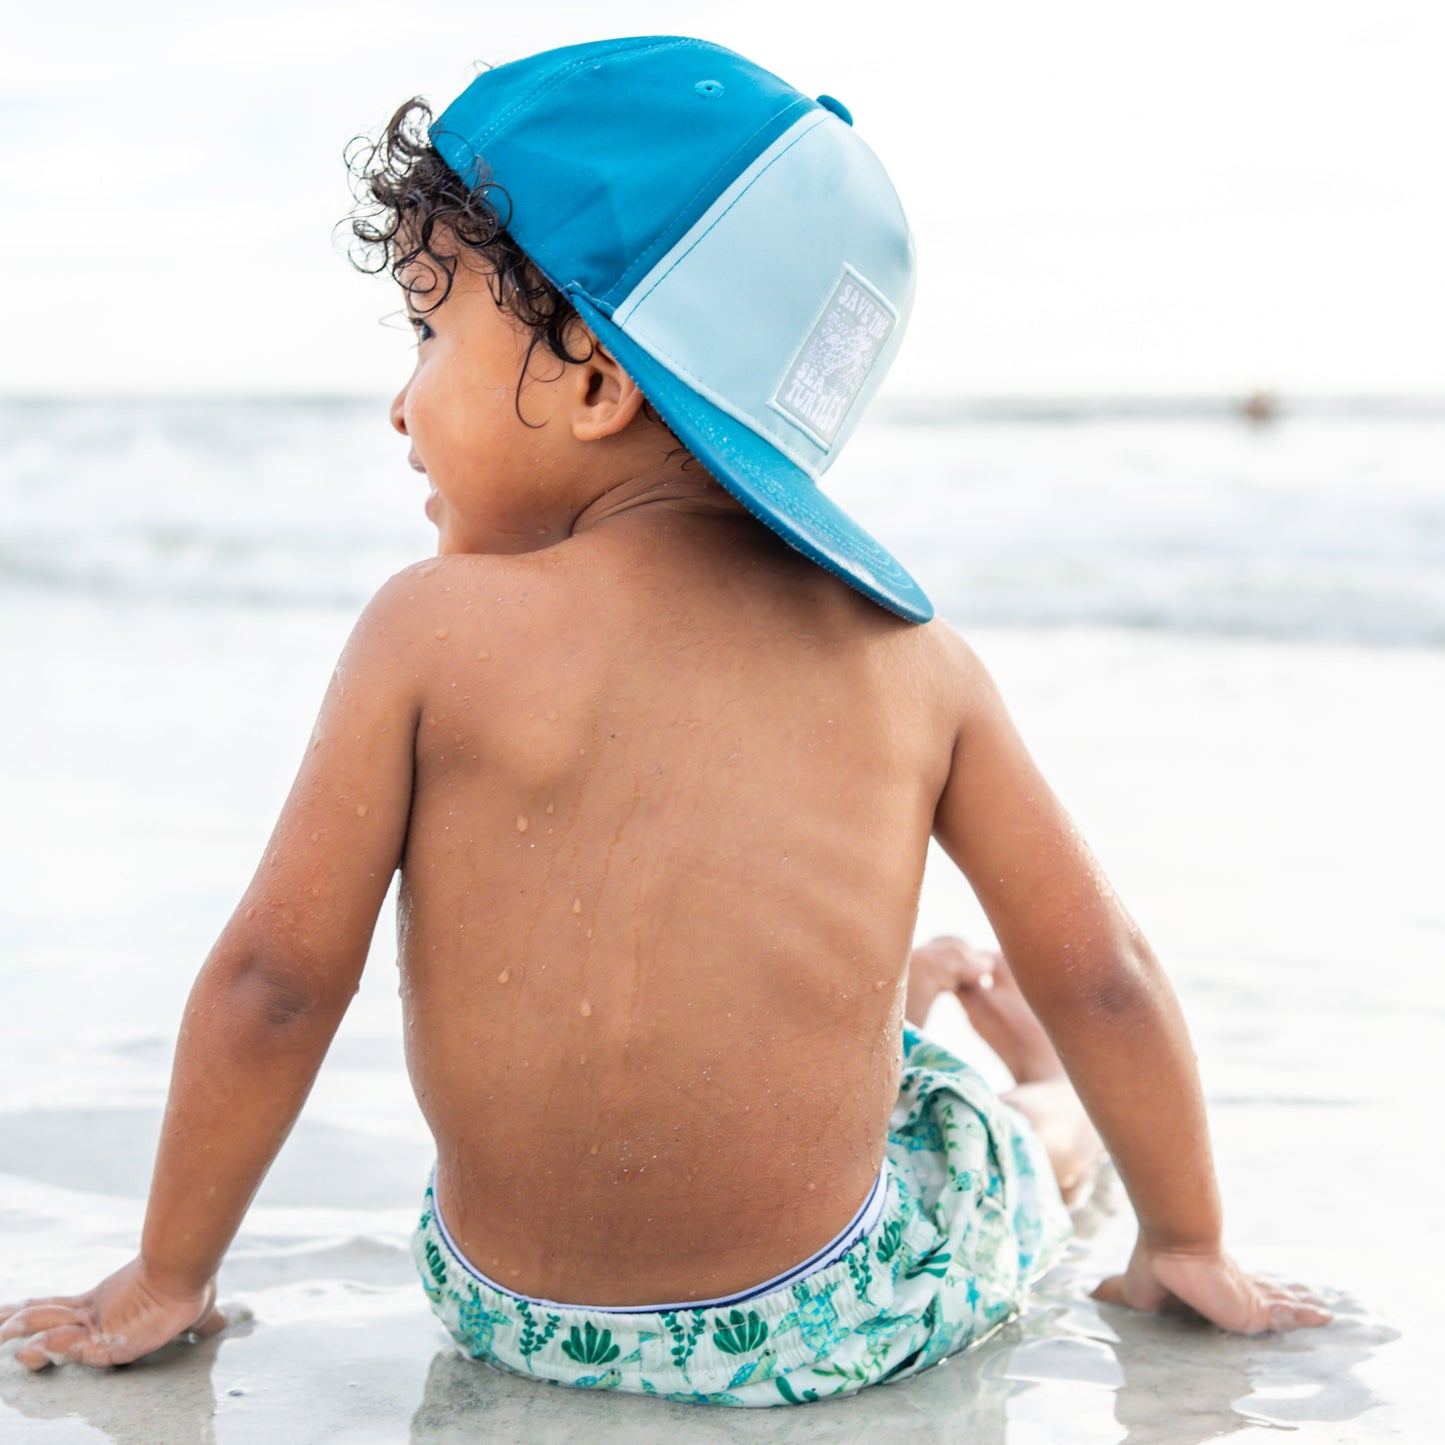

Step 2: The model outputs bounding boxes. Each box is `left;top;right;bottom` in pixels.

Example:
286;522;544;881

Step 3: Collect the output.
412;1024;1070;1406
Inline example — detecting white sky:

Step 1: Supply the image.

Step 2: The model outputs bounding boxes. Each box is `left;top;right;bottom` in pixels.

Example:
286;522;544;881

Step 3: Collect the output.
3;0;1442;397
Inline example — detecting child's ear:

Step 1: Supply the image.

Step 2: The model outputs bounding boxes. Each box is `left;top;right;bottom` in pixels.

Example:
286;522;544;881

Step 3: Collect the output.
569;328;649;442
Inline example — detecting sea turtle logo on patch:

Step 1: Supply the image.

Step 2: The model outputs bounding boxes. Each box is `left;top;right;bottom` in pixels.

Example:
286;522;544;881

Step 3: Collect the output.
771;266;896;449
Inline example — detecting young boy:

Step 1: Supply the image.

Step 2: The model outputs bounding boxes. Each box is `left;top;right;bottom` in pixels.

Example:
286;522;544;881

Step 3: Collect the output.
0;37;1328;1404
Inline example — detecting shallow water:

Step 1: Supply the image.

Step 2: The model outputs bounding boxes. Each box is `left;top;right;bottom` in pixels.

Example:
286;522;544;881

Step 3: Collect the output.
4;397;1445;645
2;408;1440;1439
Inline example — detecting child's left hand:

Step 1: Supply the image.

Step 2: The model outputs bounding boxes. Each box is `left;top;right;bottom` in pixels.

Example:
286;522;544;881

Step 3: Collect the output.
0;1258;224;1370
1092;1233;1332;1333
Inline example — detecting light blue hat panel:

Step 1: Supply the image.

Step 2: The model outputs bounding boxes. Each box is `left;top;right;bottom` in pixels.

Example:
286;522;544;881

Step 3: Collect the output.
607;113;915;480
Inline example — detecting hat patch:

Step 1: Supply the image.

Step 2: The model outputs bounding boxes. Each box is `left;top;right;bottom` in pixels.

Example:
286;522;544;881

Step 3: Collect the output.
770;266;897;449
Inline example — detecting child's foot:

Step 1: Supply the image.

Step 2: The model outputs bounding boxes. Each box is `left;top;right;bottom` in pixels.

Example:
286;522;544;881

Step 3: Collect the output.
907;935;1105;1202
907;936;1062;1085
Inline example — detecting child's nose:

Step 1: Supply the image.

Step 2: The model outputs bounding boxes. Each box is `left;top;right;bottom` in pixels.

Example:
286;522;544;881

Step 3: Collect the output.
389;385;409;436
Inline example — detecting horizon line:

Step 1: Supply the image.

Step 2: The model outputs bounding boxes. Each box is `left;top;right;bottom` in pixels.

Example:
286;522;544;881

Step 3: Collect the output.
3;390;1444;422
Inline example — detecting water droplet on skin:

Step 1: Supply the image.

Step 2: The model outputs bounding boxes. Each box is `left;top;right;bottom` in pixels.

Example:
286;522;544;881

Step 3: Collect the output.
311;885;321;897
434;626;449;641
545;803;555;816
497;968;510;984
516;814;529;832
579;1053;587;1065
580;999;592;1018
477;651;490;661
245;907;256;920
873;980;886;991
590;1143;599;1155
586;928;594;940
310;830;323;843
356;803;368;818
546;710;558;723
807;1182;816;1191
572;898;582;914
578;747;587;756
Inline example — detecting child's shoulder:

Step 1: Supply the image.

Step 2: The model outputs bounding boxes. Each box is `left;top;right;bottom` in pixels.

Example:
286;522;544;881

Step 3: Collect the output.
350;552;569;649
330;554;566;715
893;613;996;708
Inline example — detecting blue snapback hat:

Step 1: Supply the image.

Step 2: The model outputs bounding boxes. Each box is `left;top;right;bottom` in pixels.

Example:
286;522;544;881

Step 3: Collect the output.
431;36;932;623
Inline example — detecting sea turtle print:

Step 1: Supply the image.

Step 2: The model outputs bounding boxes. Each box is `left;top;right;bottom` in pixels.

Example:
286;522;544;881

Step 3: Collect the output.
786;1279;848;1357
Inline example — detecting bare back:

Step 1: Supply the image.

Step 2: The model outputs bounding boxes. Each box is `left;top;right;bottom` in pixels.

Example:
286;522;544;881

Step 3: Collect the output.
396;511;955;1304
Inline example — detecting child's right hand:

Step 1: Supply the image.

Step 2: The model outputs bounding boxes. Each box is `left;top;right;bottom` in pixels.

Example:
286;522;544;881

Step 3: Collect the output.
0;1258;224;1370
1092;1234;1332;1333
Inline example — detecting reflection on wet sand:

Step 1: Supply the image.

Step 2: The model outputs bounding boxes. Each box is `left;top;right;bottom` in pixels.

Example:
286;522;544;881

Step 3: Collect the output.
0;1329;230;1445
0;1266;1398;1445
1104;1292;1396;1442
408;1335;1022;1444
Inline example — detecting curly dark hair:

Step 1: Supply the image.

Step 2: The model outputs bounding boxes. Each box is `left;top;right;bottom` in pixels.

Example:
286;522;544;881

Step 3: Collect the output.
344;98;593;394
345;96;690;449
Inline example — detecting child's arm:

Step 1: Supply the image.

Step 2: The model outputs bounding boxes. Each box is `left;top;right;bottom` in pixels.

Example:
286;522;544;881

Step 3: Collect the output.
0;569;428;1370
932;629;1327;1332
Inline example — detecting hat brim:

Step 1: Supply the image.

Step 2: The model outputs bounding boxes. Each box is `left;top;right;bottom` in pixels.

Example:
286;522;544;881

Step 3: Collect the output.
569;292;933;624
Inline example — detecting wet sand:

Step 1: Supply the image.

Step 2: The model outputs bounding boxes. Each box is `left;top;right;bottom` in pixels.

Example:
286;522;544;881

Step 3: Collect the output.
1;599;1435;1441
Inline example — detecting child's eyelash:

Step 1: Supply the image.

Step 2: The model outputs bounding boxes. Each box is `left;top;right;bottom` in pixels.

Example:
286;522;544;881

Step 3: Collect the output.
379;310;434;343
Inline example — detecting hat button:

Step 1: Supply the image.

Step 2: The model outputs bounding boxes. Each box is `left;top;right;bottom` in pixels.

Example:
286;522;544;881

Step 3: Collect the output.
816;94;853;126
694;79;725;98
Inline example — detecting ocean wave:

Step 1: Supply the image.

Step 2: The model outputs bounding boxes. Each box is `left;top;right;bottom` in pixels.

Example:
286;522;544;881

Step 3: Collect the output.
4;397;1444;645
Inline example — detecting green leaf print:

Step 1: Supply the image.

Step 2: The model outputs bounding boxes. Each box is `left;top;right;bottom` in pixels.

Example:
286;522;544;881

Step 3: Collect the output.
712;1308;768;1355
905;1243;953;1280
516;1300;562;1365
561;1321;621;1367
875;1218;904;1263
424;1239;448;1288
775;1376;821;1405
812;1359;874;1386
660;1310;708;1376
845;1243;874;1302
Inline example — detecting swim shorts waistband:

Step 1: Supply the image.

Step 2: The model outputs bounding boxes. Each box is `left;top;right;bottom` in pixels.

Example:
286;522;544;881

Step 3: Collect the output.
429;1161;888;1315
